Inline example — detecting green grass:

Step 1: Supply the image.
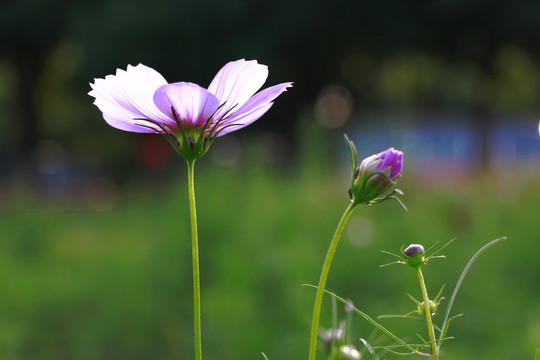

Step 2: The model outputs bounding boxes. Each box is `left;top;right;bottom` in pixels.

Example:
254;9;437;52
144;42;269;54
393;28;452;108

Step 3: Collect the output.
0;138;538;359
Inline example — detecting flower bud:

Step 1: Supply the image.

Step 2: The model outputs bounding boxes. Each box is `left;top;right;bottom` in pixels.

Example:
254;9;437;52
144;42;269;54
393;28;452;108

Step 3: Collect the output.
403;243;425;268
339;345;362;360
350;147;403;205
403;244;424;257
416;299;441;316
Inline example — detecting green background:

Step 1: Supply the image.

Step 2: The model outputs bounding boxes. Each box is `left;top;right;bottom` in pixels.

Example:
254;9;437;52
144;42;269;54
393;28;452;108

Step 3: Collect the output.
0;129;537;359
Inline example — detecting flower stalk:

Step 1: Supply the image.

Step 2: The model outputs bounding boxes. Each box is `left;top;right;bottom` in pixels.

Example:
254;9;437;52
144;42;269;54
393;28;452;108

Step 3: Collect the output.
187;159;202;360
416;267;438;359
308;135;405;360
89;59;291;360
308;202;357;360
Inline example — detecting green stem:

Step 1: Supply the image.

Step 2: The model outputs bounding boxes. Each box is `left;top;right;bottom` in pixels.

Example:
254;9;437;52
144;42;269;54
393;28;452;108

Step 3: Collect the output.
308;202;356;360
416;267;437;359
187;159;202;360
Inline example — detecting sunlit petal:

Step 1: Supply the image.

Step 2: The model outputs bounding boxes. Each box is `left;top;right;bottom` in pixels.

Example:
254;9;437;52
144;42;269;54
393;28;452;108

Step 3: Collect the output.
208;59;268;120
216;103;273;137
89;64;171;131
223;82;292;125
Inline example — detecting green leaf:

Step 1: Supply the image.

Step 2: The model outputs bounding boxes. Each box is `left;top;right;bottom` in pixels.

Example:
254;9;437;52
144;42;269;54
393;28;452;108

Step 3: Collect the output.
343;134;358;176
359;338;380;360
302;284;421;355
438;237;506;342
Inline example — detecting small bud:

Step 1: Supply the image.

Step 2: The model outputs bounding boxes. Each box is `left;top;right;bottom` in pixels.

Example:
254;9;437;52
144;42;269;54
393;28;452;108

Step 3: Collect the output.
403;244;424;257
417;299;441;316
402;243;425;268
339;345;362;360
350;147;403;205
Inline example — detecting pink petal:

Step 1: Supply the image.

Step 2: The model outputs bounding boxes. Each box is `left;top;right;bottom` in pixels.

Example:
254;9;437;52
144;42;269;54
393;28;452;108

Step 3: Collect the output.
224;82;292;124
207;59;268;120
90;87;155;133
103;114;157;133
153;82;220;128
215;103;273;137
114;64;172;123
89;64;171;132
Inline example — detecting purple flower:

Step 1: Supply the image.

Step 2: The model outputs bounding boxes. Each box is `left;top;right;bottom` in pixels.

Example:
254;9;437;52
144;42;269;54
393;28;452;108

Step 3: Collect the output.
89;59;292;159
350;147;403;205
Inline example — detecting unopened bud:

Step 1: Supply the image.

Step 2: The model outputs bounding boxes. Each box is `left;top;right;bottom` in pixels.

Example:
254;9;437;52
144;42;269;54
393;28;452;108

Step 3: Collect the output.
402;244;425;268
403;244;424;257
350;148;403;205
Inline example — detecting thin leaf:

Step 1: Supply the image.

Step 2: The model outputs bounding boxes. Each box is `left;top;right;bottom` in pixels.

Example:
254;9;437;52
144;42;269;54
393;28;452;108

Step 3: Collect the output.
359;338;380;360
389;195;408;211
438;237;506;342
423;241;441;256
379;261;405;268
415;334;427;344
434;285;446;302
378;314;423;321
302;284;419;354
380;250;405;260
344;134;358;175
426;238;456;259
439;314;463;344
382;347;422;356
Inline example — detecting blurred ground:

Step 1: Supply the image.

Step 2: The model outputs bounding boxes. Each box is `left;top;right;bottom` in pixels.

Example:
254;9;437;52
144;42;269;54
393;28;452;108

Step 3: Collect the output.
0;128;538;359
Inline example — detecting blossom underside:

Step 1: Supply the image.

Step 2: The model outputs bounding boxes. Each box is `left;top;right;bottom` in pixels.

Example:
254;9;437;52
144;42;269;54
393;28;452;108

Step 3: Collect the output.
89;59;292;159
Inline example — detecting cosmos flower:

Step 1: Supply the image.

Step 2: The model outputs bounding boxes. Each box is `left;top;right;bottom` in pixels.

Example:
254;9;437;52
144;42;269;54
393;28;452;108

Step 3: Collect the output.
89;59;292;159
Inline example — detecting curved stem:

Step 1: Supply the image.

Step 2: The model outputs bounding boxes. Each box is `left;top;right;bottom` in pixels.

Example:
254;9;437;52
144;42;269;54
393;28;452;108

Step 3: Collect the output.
308;202;356;360
416;267;437;359
187;159;202;360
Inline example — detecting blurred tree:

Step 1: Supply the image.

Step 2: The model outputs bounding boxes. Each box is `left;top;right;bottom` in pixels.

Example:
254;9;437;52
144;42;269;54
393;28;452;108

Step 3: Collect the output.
0;0;70;159
2;0;540;166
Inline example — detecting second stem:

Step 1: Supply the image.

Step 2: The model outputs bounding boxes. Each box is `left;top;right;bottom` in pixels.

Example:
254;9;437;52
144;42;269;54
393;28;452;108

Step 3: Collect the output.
308;202;356;360
416;267;437;359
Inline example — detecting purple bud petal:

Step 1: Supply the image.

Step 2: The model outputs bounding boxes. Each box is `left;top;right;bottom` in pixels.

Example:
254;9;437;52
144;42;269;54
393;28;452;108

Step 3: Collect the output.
375;147;403;180
403;244;425;257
